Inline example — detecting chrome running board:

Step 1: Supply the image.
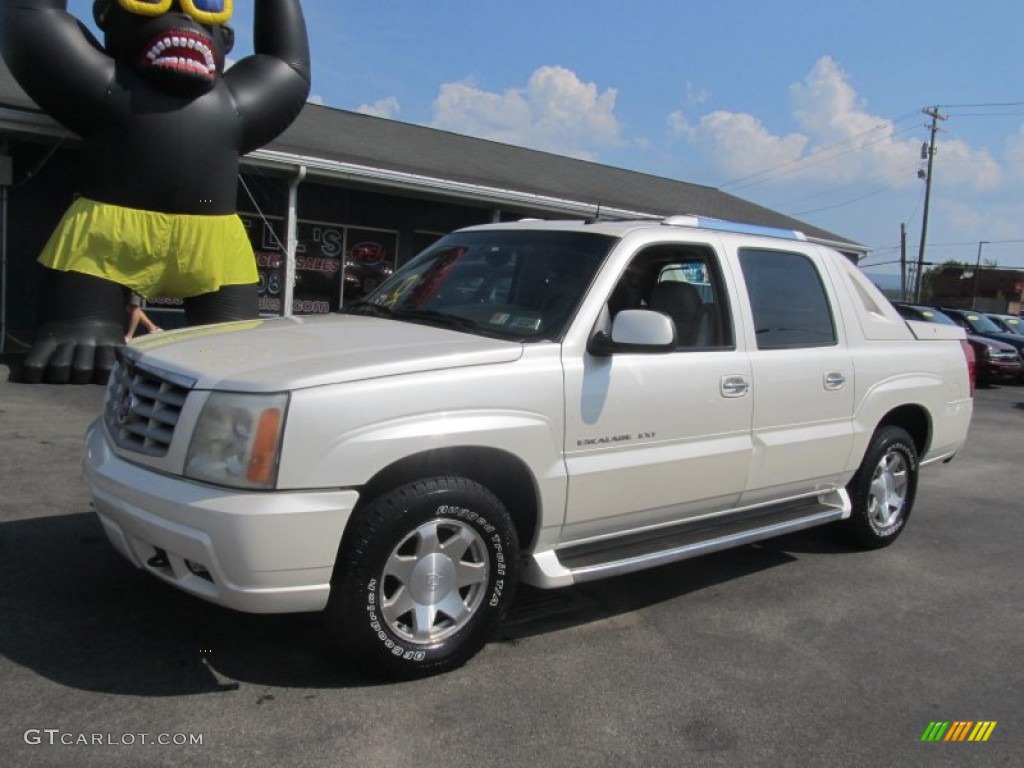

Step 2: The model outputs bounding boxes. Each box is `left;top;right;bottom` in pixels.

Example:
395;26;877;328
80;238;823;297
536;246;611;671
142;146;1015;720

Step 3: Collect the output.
524;490;850;588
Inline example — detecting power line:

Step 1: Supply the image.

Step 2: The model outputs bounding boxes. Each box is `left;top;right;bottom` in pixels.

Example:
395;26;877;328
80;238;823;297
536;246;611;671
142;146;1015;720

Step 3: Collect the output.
717;111;920;190
726;121;922;192
772;162;920;208
903;182;926;236
919;238;1024;247
867;237;1024;254
938;101;1024;108
787;182;898;216
914;107;946;302
945;111;1024;118
858;258;905;268
716;101;1017;198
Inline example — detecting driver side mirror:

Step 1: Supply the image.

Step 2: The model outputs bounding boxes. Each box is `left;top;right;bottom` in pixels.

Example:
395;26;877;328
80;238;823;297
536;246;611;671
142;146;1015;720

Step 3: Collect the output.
588;309;676;356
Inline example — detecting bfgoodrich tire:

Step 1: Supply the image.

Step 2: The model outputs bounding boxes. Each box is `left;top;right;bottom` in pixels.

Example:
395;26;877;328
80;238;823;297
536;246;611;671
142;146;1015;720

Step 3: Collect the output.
841;426;919;550
325;476;520;680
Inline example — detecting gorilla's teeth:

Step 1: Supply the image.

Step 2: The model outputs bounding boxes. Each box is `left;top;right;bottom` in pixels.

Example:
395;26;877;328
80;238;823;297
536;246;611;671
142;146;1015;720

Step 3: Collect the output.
143;32;216;76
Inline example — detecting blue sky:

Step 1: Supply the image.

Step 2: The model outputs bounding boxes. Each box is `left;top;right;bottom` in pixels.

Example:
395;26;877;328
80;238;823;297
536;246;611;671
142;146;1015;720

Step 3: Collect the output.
66;1;1024;279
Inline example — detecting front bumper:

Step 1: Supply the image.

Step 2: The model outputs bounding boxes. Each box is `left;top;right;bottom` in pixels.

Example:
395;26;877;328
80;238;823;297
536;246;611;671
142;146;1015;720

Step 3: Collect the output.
977;359;1023;383
84;419;358;614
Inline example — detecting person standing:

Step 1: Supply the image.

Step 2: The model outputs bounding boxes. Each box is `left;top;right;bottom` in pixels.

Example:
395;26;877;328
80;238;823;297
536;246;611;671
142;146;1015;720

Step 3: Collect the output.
125;293;161;343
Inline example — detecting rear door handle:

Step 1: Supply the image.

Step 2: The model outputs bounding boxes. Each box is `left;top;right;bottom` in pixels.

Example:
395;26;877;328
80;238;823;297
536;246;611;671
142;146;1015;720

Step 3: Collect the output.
824;371;846;390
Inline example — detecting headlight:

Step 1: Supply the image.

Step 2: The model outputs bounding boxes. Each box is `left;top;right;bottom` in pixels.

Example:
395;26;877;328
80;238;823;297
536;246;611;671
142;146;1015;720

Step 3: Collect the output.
185;392;289;490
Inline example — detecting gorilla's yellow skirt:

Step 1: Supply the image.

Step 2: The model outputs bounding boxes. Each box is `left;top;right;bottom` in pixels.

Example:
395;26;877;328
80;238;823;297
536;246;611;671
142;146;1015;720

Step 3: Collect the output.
38;197;257;299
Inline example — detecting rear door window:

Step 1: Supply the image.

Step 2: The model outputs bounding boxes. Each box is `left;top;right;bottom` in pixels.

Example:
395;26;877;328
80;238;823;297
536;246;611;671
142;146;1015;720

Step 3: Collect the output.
739;248;837;349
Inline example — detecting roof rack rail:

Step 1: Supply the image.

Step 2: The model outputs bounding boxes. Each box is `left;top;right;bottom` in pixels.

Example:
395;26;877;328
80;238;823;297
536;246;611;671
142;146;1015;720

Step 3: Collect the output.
661;215;807;242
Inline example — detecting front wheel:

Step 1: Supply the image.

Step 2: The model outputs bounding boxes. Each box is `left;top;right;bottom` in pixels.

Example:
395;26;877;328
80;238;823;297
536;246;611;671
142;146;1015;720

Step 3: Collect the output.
325;476;520;679
841;426;919;550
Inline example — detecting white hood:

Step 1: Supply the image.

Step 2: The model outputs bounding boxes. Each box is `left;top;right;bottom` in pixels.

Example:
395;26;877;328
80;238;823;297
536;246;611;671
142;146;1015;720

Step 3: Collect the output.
127;315;524;391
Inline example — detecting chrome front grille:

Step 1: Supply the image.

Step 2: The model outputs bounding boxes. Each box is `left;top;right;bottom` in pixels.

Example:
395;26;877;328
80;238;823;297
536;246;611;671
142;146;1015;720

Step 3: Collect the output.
104;357;195;457
990;350;1020;362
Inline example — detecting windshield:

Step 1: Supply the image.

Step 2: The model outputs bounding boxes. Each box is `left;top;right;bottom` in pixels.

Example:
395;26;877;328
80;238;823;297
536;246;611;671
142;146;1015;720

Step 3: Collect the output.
912;306;958;325
960;312;1003;333
993;315;1024;335
345;230;615;341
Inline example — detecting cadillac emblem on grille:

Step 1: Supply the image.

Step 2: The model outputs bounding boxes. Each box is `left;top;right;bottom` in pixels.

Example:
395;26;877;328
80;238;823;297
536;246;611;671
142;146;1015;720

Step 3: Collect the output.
105;358;195;457
115;388;135;426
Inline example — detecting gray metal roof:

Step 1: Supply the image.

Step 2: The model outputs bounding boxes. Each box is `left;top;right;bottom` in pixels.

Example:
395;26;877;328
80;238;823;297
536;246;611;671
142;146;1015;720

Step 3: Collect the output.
1;59;862;250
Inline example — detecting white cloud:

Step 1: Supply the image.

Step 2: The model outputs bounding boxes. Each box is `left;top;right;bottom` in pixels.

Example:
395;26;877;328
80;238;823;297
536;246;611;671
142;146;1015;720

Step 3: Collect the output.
937;198;1024;244
666;110;694;140
356;96;400;119
940;200;989;234
430;66;623;159
933;136;1001;190
789;57;874;141
678;56;1000;192
308;94;324;106
685;81;709;107
1003;125;1024;177
691;111;808;178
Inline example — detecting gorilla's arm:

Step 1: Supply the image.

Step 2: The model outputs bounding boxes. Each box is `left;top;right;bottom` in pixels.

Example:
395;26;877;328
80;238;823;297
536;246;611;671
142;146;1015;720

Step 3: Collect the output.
225;0;312;154
0;0;113;137
2;2;120;384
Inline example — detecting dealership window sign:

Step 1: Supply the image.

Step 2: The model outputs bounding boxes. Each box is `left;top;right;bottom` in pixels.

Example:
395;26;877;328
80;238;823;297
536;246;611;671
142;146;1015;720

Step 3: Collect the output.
343;228;398;302
246;216;397;315
247;214;343;315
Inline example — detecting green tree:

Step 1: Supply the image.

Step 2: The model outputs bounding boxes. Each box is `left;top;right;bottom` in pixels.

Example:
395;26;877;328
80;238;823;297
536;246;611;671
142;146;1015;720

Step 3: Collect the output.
919;260;965;302
918;258;998;302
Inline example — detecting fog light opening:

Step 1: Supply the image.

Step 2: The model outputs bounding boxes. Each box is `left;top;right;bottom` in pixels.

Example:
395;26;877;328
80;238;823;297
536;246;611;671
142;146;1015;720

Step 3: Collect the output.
185;559;213;582
147;548;170;569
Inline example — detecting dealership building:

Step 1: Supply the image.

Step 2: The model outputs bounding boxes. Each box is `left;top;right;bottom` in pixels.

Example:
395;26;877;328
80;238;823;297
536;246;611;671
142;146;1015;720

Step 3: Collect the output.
0;61;863;350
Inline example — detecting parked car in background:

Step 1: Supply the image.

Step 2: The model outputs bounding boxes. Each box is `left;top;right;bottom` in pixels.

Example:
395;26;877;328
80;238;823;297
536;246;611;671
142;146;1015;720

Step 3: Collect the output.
893;304;1023;386
343;242;395;300
940;308;1024;369
986;313;1024;337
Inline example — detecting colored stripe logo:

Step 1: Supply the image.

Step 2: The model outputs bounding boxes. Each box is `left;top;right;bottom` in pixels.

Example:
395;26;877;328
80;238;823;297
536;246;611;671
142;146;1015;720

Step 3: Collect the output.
921;721;997;742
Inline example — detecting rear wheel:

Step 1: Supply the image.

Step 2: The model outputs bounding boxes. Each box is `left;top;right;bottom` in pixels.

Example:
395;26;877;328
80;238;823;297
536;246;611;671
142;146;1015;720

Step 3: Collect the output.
841;426;918;550
325;476;519;679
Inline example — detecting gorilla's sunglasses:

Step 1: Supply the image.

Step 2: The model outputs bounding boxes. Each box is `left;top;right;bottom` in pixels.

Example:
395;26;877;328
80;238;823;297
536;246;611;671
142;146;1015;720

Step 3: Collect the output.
118;0;233;26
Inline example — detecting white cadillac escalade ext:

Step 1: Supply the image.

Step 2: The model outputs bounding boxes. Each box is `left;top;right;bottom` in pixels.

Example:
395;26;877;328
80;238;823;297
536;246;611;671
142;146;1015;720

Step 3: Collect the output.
84;216;974;678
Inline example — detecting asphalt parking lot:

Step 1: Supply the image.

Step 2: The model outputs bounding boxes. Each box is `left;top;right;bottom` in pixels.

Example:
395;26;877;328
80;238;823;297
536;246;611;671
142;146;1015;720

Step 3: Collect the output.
1;361;1021;768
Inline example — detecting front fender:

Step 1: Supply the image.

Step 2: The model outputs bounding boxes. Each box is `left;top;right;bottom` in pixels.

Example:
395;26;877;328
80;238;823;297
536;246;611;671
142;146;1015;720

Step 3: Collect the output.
275;366;569;545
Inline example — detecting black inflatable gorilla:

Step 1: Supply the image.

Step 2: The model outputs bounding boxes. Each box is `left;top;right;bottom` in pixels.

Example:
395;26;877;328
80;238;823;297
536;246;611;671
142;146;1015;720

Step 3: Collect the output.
1;0;311;383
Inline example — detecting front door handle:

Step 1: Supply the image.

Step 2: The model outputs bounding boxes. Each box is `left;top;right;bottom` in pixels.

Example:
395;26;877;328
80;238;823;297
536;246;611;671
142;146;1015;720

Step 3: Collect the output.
721;375;750;398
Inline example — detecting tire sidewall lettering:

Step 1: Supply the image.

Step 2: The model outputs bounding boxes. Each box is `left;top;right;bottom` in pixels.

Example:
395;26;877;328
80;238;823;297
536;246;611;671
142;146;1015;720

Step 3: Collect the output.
845;427;919;550
436;503;496;535
870;440;916;536
359;498;510;666
364;576;426;662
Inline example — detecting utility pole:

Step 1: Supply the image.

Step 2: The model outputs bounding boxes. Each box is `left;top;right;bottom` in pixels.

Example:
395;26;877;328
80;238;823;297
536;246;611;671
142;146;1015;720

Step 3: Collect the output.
900;222;907;301
0;138;9;355
914;106;947;303
971;240;988;310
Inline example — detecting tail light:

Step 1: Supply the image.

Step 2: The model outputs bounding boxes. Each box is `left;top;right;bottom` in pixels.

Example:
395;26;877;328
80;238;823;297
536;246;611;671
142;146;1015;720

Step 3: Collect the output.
960;339;976;397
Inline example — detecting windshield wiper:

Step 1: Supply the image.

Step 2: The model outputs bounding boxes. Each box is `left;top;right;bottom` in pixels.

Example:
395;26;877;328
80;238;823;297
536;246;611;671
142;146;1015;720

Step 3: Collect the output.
343;302;394;318
344;304;488;335
392;309;482;333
